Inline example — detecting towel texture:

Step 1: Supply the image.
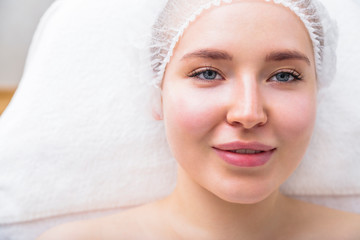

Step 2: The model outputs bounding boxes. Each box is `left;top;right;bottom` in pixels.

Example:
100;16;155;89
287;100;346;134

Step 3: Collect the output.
0;0;359;231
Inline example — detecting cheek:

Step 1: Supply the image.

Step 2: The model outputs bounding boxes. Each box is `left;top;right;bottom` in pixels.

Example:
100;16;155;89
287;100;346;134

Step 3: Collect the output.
162;86;224;168
271;91;317;143
163;87;224;138
266;89;317;186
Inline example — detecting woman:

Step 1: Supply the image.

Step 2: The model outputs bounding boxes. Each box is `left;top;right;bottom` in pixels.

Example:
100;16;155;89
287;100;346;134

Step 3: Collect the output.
38;0;360;239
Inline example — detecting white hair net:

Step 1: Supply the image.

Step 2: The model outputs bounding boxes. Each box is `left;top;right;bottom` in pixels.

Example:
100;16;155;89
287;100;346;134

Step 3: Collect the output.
150;0;338;90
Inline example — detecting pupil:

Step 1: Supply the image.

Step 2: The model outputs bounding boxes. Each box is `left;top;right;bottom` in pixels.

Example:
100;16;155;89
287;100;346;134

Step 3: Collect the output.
204;70;216;79
277;73;290;81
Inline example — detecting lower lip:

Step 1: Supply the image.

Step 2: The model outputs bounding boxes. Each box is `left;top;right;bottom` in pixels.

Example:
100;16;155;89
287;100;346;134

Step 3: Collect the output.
213;148;275;167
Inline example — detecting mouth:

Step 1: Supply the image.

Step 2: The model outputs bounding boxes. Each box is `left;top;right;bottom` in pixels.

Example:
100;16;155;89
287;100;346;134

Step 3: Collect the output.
213;141;275;151
227;149;264;154
213;141;276;167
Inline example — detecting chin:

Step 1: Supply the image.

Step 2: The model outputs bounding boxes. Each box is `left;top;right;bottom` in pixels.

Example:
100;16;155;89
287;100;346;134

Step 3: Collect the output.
221;192;274;205
211;179;279;205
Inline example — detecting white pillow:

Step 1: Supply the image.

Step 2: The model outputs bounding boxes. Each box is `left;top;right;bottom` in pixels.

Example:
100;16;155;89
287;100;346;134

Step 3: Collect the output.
0;0;174;225
0;0;359;239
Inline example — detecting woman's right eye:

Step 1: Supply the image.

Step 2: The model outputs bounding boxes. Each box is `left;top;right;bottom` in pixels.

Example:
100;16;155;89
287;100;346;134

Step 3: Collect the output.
188;69;223;81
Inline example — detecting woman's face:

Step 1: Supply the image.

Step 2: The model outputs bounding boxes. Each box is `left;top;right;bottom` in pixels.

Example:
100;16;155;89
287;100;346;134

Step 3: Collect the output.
161;1;317;204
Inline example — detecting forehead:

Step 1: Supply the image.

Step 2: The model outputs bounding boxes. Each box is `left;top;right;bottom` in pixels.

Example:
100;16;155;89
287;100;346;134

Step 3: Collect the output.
171;1;314;63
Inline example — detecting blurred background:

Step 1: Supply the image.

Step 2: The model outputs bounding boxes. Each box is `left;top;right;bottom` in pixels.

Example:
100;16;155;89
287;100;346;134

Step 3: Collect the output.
0;0;55;114
0;0;55;87
0;0;360;115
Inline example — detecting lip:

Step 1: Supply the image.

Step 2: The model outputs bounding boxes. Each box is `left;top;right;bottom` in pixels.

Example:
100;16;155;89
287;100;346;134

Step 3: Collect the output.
213;141;276;167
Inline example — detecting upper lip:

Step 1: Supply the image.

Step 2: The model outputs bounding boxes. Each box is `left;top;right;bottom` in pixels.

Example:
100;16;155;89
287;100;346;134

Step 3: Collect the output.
213;141;275;151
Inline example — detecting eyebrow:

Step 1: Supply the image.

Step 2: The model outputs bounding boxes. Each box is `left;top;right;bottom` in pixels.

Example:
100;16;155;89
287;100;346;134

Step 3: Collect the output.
265;50;311;65
180;49;310;65
181;49;233;61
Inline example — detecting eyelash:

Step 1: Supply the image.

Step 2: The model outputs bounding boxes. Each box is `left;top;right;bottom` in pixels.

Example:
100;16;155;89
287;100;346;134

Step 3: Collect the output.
269;69;303;83
188;67;303;83
187;67;224;81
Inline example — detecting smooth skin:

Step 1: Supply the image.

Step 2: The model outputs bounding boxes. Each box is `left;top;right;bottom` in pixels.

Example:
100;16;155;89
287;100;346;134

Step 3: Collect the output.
38;1;360;239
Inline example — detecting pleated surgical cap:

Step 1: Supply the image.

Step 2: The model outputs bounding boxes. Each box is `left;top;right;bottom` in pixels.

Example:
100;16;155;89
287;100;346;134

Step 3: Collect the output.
150;0;338;89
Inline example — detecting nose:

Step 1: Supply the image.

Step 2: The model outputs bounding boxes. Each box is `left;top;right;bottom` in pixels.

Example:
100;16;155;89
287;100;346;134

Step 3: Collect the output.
226;77;267;129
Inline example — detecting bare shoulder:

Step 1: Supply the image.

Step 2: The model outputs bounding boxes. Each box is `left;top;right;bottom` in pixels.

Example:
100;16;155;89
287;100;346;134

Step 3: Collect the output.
37;203;164;240
286;197;360;239
36;219;98;240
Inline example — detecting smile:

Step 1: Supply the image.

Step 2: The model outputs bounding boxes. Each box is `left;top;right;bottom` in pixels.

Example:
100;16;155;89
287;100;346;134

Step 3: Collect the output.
213;141;276;167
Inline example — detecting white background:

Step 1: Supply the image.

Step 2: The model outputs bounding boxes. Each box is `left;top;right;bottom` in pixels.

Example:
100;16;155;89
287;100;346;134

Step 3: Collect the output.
0;0;55;88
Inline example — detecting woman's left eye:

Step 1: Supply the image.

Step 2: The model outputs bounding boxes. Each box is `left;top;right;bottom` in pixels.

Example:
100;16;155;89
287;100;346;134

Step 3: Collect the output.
188;69;223;81
270;71;302;82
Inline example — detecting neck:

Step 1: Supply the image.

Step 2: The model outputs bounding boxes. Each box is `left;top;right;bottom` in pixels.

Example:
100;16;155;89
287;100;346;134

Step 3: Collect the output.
161;167;289;239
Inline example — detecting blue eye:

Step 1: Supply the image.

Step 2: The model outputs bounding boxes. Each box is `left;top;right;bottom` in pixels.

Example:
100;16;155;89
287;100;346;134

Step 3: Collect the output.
189;69;223;81
270;70;302;82
201;70;218;80
275;72;293;82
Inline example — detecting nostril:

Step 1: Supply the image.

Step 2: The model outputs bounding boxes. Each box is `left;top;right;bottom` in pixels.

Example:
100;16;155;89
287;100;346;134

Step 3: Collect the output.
226;106;267;129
